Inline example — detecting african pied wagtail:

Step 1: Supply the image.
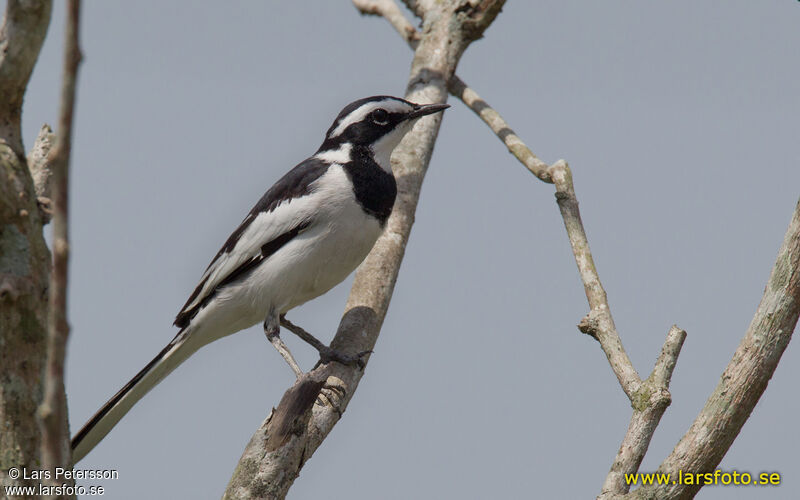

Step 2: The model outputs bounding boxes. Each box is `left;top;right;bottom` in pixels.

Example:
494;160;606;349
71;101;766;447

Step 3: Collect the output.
71;96;448;462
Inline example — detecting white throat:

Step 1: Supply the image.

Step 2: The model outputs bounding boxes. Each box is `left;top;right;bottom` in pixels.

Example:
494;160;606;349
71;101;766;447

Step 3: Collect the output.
371;120;414;173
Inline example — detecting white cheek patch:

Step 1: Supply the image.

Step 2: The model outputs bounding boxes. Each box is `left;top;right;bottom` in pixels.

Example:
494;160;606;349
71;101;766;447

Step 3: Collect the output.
330;99;412;138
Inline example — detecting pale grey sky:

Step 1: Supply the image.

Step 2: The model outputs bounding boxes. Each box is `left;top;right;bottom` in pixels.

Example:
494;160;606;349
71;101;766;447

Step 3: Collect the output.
16;1;800;499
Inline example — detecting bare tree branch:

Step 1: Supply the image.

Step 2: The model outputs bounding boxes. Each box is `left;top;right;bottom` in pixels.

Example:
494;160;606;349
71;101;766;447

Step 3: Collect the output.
39;0;82;484
354;0;552;182
624;199;800;500
0;0;53;491
0;0;52;156
354;0;420;46
401;0;427;20
224;2;505;498
448;78;552;182
549;161;642;398
547;162;689;496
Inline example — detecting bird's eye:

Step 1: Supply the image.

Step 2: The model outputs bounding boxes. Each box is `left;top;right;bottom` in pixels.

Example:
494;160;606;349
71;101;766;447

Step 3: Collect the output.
370;109;389;124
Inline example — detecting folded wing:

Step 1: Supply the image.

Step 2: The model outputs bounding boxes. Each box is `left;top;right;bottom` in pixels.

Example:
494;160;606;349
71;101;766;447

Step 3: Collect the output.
174;158;330;328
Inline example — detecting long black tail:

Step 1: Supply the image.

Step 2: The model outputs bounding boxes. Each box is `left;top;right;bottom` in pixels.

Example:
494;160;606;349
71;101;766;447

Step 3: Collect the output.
71;330;199;462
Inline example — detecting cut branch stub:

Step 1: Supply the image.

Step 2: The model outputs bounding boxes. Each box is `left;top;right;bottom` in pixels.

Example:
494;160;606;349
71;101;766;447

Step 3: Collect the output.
27;124;56;223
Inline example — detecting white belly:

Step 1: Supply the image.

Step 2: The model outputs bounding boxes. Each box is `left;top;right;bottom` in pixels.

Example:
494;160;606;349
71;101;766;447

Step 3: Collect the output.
249;200;382;313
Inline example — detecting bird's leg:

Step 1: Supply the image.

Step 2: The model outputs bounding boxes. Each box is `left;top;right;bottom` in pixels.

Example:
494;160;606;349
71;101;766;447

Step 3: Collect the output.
280;315;371;369
264;314;303;378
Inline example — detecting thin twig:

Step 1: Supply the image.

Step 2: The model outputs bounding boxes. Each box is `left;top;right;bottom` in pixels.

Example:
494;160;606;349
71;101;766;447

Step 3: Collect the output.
448;78;552;182
39;0;82;481
354;0;552;182
550;161;663;496
354;0;420;47
549;161;641;398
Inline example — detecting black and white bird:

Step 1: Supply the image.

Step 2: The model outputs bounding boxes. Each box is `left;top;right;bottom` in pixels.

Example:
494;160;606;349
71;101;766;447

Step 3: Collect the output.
71;95;448;462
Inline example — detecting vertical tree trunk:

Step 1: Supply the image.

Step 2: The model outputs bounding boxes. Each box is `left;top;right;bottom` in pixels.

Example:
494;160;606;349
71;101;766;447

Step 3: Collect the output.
0;0;53;491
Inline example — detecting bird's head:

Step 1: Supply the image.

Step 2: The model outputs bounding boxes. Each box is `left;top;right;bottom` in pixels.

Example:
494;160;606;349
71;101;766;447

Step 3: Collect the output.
317;95;449;169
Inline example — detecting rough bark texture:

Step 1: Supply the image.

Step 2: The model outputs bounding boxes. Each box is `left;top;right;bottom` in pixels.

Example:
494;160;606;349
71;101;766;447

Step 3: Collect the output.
0;0;53;491
224;2;505;498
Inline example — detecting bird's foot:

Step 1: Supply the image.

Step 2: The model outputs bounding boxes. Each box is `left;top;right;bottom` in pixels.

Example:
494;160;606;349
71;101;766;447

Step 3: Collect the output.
279;314;371;369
